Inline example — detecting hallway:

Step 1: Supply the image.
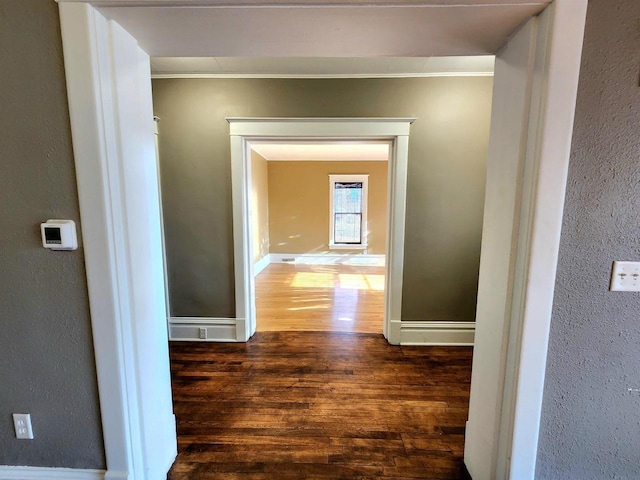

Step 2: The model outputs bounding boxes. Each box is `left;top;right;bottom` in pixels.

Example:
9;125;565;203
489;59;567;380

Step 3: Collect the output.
168;331;473;479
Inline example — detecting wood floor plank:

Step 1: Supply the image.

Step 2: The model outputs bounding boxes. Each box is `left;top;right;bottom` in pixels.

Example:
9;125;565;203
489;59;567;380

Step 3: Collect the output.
256;264;385;333
168;331;472;479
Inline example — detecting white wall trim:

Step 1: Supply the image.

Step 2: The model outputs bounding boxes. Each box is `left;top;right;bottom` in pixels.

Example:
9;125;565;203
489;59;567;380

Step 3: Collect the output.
464;2;588;479
228;118;413;344
328;243;368;250
55;0;528;4
254;253;271;275
151;72;495;80
398;321;475;346
170;317;236;325
169;317;238;341
0;466;106;480
58;4;177;479
228;117;414;135
269;253;385;265
499;2;588;479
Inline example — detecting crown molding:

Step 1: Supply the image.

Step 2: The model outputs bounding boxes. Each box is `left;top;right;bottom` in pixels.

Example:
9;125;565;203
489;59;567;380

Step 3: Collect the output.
151;72;494;79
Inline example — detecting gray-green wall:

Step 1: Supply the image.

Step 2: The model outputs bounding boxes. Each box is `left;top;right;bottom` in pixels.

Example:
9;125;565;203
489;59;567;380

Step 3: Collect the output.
9;1;637;476
152;77;493;321
536;1;640;478
0;0;105;469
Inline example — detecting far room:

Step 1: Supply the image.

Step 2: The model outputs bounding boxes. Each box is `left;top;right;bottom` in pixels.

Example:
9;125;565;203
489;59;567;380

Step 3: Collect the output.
250;141;389;333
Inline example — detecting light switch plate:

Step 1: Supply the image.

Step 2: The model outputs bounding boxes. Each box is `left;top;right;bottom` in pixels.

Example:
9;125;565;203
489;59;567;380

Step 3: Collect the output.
610;261;640;292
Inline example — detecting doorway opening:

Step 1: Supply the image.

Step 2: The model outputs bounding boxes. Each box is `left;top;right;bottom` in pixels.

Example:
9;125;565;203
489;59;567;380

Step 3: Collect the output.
227;118;413;343
248;141;389;334
57;3;588;479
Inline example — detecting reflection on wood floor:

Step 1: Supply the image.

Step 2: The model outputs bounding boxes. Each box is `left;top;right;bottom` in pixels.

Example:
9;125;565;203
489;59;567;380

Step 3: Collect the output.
256;263;385;333
168;331;473;480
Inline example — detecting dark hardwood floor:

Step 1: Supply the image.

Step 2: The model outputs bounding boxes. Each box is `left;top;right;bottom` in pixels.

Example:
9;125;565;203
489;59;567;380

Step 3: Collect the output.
168;331;473;479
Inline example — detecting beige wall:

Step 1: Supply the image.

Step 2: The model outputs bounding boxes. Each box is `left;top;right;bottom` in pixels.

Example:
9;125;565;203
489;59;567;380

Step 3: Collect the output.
251;150;270;262
153;77;492;320
268;161;388;255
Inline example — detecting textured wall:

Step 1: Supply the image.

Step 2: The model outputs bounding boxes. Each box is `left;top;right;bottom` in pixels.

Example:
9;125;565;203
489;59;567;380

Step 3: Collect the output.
536;1;640;478
152;77;492;320
0;0;105;469
267;161;388;255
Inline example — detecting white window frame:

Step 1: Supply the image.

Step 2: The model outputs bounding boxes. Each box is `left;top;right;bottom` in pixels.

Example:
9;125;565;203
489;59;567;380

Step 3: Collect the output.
329;174;369;250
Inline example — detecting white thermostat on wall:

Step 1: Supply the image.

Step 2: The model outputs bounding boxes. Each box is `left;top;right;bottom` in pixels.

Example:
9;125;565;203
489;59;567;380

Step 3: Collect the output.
40;219;78;251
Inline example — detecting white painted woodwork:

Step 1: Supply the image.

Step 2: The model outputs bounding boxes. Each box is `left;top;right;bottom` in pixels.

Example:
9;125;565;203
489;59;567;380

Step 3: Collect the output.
464;1;588;479
254;254;271;276
63;0;551;4
169;318;238;342
268;253;385;266
465;17;539;480
251;142;390;162
58;4;176;479
149;55;496;78
0;467;106;480
154;118;172;321
228;118;413;345
500;2;588;478
399;321;475;346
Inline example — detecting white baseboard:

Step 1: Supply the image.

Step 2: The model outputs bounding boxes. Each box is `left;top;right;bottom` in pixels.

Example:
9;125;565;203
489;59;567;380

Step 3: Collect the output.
103;472;127;480
0;466;105;480
169;317;238;342
270;253;385;266
399;321;475;346
254;254;271;276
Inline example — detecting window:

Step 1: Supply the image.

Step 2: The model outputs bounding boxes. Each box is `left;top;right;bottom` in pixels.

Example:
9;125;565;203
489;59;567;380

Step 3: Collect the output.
329;174;368;249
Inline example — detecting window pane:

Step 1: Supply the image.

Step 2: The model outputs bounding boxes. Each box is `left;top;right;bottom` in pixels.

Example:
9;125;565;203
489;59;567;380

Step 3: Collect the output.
332;181;364;244
334;213;362;244
334;182;363;214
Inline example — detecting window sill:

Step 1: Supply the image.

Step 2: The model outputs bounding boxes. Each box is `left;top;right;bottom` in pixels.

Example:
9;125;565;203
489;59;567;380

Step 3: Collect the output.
329;243;368;250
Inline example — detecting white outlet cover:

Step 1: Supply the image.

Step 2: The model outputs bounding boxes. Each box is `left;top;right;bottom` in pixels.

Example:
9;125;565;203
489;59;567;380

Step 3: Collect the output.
610;261;640;292
13;413;34;440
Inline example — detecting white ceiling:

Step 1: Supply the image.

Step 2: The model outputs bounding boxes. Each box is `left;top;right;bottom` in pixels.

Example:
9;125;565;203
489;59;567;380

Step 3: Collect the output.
251;142;390;161
150;55;495;77
98;1;551;58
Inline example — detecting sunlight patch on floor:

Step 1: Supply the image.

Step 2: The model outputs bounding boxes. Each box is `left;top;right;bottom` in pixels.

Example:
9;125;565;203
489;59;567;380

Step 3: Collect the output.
287;304;330;311
290;272;335;288
339;274;384;291
290;271;385;291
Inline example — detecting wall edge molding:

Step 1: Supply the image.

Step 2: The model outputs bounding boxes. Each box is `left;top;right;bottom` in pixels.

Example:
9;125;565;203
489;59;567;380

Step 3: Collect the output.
151;72;494;80
170;317;237;325
270;253;385;265
399;320;475;346
0;466;106;480
169;317;239;341
254;254;271;275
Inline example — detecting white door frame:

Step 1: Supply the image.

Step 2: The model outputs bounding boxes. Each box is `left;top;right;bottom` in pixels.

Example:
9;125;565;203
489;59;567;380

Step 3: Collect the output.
55;1;587;479
227;118;413;342
466;2;587;479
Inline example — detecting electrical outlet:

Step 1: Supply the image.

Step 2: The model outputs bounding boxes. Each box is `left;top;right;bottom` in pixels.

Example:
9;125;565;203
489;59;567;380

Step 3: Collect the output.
198;327;207;339
610;261;640;292
13;414;34;440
